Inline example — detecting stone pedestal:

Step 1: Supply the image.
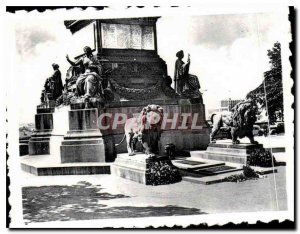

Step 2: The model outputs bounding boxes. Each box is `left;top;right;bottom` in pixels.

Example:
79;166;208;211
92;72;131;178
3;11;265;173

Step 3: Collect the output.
28;107;54;155
111;153;181;185
19;136;30;156
202;143;264;164
60;108;106;163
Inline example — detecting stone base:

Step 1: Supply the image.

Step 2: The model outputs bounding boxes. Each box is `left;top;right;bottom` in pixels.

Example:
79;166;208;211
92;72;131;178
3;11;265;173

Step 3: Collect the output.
21;155;111;176
202;143;264;164
111;153;182;185
61;137;105;163
111;154;151;184
28;132;52;155
20;144;29;156
19;136;30;156
60;108;106;163
28;108;54;155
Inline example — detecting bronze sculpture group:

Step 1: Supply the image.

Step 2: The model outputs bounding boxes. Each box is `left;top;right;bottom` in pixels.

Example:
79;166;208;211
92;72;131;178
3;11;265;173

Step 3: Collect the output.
41;46;108;107
66;46;103;99
38;46;258;157
40;48;203;107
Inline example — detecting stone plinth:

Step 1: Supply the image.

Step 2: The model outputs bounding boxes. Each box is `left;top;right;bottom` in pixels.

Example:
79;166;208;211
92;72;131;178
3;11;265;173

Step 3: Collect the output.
28;108;54;155
111;153;182;185
202;143;264;164
19;136;30;156
60;108;106;163
21;154;111;176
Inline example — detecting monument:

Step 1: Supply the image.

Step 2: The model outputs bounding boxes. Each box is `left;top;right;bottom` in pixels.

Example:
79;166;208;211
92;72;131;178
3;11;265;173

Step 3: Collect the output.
61;17;210;162
20;17;278;185
21;17;210;179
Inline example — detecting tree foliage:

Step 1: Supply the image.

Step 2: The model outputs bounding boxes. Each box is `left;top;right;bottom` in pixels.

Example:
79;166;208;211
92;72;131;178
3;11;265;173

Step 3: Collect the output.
247;42;283;124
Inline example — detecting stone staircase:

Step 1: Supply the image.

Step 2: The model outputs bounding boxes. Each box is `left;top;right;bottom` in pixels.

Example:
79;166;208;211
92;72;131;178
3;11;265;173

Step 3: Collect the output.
172;152;277;185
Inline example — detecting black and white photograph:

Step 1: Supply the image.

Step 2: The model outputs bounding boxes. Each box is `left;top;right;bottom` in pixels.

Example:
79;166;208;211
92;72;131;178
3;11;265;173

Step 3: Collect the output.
5;6;294;228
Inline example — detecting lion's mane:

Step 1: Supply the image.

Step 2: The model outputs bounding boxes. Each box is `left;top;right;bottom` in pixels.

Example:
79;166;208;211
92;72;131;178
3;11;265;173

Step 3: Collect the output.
231;100;258;142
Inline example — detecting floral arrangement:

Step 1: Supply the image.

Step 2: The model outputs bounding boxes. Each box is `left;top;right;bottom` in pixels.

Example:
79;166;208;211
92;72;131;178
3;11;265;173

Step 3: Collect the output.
222;165;259;183
145;160;182;186
248;148;277;167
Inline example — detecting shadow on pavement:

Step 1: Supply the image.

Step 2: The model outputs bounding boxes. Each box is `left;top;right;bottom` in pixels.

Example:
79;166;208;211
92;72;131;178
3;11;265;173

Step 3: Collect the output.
22;181;206;223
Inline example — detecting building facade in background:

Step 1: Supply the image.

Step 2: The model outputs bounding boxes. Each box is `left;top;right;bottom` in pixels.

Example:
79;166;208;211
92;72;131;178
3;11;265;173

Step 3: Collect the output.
220;98;244;111
207;98;244;120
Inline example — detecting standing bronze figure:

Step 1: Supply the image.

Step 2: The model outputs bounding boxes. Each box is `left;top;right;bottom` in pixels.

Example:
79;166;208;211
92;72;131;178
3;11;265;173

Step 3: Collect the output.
51;63;63;100
174;50;190;94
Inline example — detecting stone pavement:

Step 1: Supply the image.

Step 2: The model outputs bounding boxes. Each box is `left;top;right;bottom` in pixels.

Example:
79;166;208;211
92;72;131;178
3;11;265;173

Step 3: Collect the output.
20;134;288;224
21;164;287;224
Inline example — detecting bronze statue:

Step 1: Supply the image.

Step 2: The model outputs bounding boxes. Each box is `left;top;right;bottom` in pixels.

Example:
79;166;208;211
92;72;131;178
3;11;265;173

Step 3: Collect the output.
116;105;164;157
174;51;202;103
40;77;54;106
174;50;190;94
66;46;103;99
210;98;258;144
51;63;63;100
40;63;63;106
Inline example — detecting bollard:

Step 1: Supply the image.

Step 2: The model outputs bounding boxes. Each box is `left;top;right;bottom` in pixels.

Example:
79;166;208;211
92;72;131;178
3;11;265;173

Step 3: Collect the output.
164;143;176;160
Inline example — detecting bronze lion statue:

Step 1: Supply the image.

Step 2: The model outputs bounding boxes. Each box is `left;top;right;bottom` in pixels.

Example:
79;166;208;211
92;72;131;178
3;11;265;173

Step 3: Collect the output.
210;99;258;144
116;104;164;157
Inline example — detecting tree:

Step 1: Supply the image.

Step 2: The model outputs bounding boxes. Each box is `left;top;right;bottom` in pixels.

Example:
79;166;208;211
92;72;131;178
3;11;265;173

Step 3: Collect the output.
247;42;283;124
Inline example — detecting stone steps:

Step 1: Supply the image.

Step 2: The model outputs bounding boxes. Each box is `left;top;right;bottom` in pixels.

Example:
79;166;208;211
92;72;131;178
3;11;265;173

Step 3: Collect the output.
182;166;278;185
20;155;111;176
191;165;242;176
172;158;225;170
173;157;242;177
174;156;277;185
190;143;264;164
183;172;242;185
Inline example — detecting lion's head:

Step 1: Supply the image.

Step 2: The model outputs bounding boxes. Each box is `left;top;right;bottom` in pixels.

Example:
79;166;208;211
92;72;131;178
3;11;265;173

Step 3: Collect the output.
231;99;257;128
140;104;164;131
230;99;258;144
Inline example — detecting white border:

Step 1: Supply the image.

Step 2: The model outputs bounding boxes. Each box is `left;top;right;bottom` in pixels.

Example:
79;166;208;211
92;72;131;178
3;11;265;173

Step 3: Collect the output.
2;4;295;229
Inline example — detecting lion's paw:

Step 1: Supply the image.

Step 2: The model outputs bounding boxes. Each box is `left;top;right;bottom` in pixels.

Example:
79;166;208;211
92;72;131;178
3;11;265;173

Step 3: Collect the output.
148;153;156;158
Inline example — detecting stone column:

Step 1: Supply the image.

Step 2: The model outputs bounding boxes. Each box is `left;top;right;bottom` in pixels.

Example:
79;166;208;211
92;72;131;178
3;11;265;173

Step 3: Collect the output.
28;107;54;155
60;108;105;163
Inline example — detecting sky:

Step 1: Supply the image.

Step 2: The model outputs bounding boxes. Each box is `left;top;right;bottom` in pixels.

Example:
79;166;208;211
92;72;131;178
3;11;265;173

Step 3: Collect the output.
13;12;289;124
